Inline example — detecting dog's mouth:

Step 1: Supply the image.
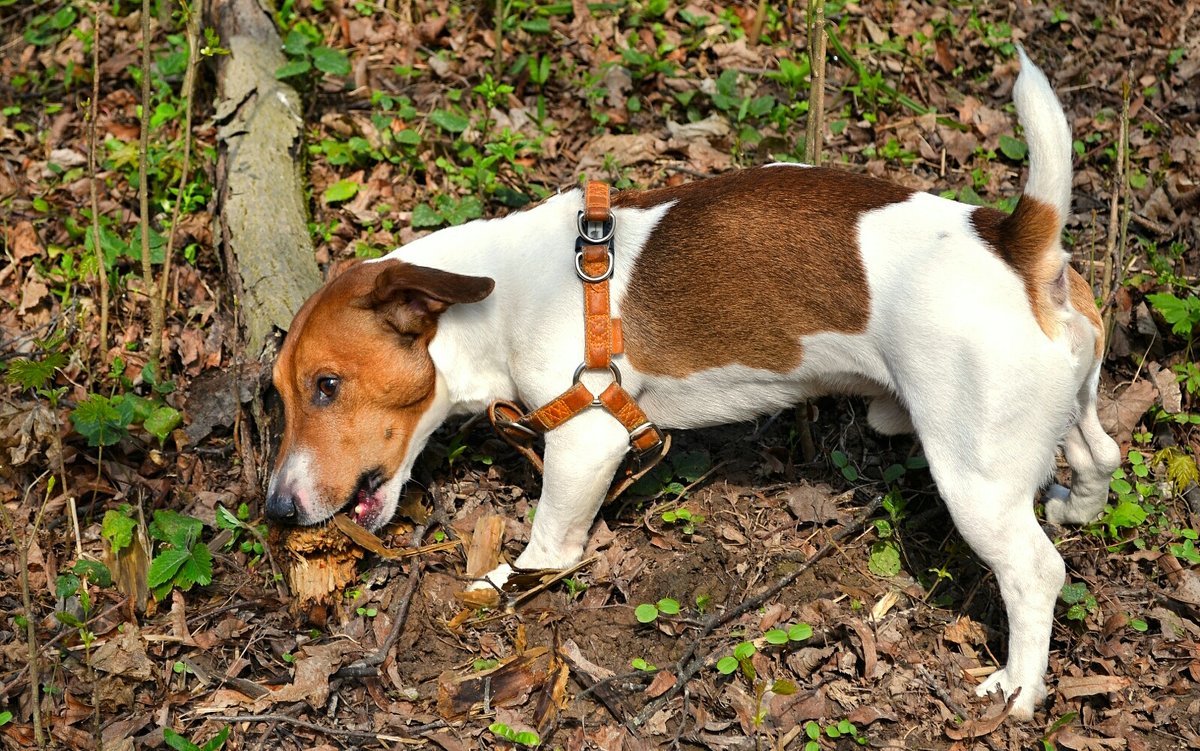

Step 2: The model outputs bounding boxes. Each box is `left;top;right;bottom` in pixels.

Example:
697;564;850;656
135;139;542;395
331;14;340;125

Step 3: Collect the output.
342;469;386;529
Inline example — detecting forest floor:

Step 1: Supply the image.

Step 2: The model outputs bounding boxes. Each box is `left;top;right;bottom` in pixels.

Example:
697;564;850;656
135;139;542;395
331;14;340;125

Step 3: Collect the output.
1;1;1199;750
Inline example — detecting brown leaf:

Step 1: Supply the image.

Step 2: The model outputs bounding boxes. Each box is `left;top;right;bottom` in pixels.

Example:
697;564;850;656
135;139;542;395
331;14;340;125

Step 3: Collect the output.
1149;362;1182;414
256;641;360;708
90;624;153;681
644;670;676;699
576;134;664;171
785;483;840;525
1056;674;1131;700
1055;729;1128;750
943;616;986;647
1097;379;1157;444
7;220;42;262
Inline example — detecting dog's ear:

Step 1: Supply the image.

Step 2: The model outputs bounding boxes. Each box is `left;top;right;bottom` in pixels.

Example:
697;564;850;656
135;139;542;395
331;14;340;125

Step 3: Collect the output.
368;262;494;335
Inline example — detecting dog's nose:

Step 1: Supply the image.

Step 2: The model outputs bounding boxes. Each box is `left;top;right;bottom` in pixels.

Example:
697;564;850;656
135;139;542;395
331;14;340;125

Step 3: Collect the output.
264;491;299;523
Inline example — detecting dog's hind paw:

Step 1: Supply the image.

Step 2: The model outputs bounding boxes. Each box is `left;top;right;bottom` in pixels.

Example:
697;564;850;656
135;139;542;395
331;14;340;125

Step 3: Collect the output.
975;668;1045;721
467;563;513;592
1043;483;1082;525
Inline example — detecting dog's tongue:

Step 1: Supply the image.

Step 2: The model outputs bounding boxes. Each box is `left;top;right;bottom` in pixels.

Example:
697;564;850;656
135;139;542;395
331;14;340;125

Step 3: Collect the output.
353;487;378;524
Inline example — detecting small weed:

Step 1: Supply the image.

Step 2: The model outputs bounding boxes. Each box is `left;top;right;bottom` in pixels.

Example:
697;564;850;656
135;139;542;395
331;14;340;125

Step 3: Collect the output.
630;657;656;671
869;490;907;577
660;506;704;534
215;503;267;565
635;597;681;623
563;577;588;599
1060;582;1098;622
473;658;499;671
803;718;867;749
146;510;214;601
276;27;350;80
163;726;230;751
488;721;540;747
630;450;711;498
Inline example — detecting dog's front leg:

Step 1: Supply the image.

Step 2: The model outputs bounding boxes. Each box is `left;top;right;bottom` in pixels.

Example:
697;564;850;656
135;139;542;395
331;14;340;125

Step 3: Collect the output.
479;408;631;588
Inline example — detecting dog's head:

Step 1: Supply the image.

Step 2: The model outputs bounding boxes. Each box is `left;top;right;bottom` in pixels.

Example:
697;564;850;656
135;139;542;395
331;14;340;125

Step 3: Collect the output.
266;259;494;530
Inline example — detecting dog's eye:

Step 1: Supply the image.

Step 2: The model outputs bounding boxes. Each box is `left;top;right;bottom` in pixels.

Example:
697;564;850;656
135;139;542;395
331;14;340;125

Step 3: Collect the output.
314;375;340;403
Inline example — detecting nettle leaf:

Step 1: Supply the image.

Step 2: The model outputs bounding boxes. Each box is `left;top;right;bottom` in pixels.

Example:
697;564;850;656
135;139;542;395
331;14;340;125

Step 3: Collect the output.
143;406;181;441
175;544;214;590
150;509;203;548
310;46;351;76
5;353;64;390
71;393;131;447
322;178;359;204
102;508;136;552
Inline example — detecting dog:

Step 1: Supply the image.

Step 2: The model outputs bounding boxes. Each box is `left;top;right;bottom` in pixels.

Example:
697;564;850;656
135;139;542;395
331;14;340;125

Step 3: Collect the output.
265;48;1120;720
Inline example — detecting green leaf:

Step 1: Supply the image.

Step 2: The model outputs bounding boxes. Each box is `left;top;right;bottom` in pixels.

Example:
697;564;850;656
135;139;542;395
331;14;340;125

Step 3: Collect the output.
868;540;901;577
656;598;680;615
148;548;192;588
411;203;443;228
394;128;421;145
716;656;739;674
215;505;242;531
1060;582;1089;604
102;509;136;553
275;58;312;79
143;406;181;441
772;678;798;695
175;543;214;590
322;178;360;204
999;134;1028;160
5;353;64;390
163;728;202;751
882;463;906;483
634;603;659;623
733;641;756;660
764;628;788;645
150;510;203;548
281;29;311;56
672;450;711;483
429;108;470;133
311;46;351;76
512;730;540;746
56;573;81;599
788;623;813;642
74;559;112;588
71;393;131;447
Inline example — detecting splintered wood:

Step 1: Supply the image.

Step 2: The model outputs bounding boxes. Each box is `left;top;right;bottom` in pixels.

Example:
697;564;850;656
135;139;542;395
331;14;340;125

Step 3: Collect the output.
268;522;364;627
454;514;507;608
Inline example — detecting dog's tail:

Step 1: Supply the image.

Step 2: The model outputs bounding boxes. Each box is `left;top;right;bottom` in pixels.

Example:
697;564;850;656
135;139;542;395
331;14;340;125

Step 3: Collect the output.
995;46;1075;337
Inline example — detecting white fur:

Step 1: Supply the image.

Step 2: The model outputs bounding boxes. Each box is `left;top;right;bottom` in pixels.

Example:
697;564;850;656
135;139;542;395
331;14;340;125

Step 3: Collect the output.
344;55;1118;722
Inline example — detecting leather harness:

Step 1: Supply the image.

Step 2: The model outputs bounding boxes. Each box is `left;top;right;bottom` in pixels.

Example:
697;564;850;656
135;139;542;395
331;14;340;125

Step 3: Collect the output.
488;181;670;500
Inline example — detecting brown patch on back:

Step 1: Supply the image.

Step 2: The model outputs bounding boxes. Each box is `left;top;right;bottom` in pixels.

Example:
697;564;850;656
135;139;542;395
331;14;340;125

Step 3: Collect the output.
971;196;1064;338
1067;268;1105;359
614;167;913;376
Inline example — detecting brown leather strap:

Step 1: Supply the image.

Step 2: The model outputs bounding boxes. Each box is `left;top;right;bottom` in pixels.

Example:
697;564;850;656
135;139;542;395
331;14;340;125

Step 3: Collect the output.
584;180;609;222
486;178;668;502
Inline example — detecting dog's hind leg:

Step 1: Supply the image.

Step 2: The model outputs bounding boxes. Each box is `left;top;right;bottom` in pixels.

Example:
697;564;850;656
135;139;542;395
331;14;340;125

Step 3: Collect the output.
1044;377;1120;525
867;394;914;435
920;430;1064;721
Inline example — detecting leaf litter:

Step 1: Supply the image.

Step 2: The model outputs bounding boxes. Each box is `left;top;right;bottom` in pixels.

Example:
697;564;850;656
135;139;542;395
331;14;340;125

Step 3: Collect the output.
1;0;1199;749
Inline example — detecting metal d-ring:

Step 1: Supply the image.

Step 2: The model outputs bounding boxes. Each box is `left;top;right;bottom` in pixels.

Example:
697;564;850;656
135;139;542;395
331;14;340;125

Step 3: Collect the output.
572;362;622;405
576;210;615;244
574;248;614;282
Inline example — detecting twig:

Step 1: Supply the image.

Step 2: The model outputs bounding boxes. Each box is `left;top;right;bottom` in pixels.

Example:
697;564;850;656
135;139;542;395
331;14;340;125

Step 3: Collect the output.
201;713;440;742
631;495;884;726
88;1;109;361
1100;70;1130;338
138;0;162;374
157;1;200;325
750;0;768;43
0;472;54;750
804;0;827;165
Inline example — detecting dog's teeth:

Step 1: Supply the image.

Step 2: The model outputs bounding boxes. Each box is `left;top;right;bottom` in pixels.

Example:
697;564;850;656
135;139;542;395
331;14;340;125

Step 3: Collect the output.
354;503;366;517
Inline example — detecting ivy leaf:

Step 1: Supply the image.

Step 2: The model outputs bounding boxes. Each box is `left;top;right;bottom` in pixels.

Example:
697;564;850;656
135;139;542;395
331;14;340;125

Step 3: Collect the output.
310;46;351;76
70;393;130;447
411;203;443;228
322;178;359;204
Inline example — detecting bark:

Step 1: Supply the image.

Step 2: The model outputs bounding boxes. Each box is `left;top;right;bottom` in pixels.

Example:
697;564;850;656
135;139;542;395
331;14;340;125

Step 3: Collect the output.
210;0;321;357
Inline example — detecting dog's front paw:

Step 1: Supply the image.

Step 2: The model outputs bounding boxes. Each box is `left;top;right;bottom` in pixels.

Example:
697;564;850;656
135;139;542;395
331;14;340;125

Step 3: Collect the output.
467;563;513;592
975;668;1045;721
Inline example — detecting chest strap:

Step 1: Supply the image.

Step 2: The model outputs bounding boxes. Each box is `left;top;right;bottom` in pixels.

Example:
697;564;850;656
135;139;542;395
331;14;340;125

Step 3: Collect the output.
488;180;670;501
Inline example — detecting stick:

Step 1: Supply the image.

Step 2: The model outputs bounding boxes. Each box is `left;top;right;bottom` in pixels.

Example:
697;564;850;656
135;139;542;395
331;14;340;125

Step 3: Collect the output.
88;1;109;361
804;0;827;165
138;0;163;374
632;495;884;726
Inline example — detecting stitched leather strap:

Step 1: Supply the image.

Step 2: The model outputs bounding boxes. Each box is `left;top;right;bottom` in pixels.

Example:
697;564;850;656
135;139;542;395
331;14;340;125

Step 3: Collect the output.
487;179;668;501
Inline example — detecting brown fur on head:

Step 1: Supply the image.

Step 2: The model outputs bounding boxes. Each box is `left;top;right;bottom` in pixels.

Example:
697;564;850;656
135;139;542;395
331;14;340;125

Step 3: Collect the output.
266;259;493;529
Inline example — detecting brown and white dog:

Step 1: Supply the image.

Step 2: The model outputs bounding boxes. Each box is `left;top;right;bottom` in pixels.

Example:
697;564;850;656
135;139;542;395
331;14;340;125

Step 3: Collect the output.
266;49;1119;720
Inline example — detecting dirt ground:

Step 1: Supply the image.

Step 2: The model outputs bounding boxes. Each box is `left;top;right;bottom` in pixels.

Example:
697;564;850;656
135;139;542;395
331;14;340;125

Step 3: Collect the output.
1;1;1199;750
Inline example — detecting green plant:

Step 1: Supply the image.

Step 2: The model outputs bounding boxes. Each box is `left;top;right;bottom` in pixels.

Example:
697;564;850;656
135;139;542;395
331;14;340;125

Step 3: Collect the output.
629;450;711;497
803;718;867;749
634;597;681;624
163;726;230;751
69;359;182;446
661;506;704;534
563;577;588;599
488;721;540;747
276;28;350;80
147;510;214;601
869;489;907;577
630;657;656;671
214;503;267;565
1060;582;1097;622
